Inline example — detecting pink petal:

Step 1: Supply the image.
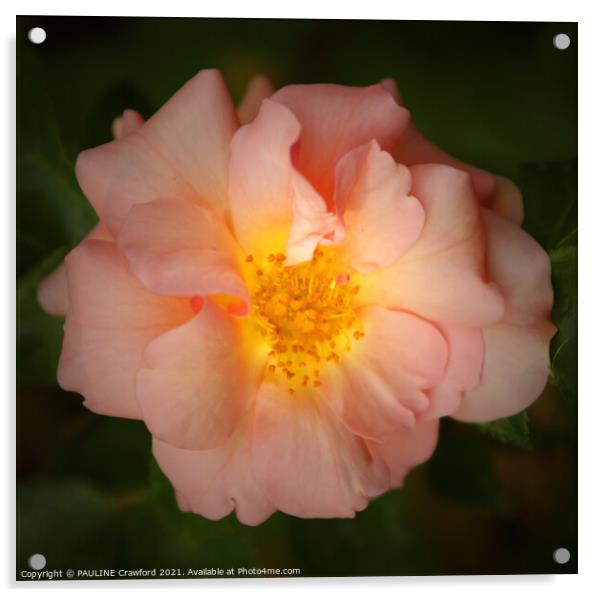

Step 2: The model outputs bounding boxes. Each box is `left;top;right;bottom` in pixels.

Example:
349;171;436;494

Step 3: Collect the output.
321;306;447;441
358;307;448;386
37;222;113;317
366;420;440;487
423;325;484;420
228;99;298;256
121;109;145;135
334;140;425;273
117;198;248;305
37;262;68;317
358;164;505;326
112;109;145;139
76;70;238;235
137;300;254;450
87;222;113;241
137;70;238;207
251;382;389;518
237;75;274;124
175;491;191;512
271;83;410;203
320;364;423;442
483;208;553;326
379;78;403;104
285;171;341;265
228;99;337;260
58;240;190;419
153;417;275;526
451;210;555;422
452;321;556;422
487;176;524;225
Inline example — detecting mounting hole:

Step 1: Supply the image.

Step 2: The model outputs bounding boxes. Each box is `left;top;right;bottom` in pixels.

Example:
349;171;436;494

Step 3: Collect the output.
28;553;46;570
28;27;46;45
553;547;571;564
553;33;570;50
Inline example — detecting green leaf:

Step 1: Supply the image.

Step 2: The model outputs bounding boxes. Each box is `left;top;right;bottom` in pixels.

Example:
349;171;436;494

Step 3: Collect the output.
474;411;531;448
549;244;577;399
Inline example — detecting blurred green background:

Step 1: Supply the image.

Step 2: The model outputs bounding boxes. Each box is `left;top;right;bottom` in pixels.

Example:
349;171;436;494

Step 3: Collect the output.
16;17;577;577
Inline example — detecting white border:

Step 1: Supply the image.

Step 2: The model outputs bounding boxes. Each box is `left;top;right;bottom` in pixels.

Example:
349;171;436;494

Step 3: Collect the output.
3;2;599;596
3;0;587;21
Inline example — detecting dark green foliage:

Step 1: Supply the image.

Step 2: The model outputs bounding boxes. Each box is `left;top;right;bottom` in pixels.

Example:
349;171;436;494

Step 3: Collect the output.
17;480;119;571
428;421;506;511
474;412;531;449
550;243;578;400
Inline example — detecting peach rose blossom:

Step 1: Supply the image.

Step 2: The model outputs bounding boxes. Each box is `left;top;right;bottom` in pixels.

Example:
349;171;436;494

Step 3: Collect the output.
37;70;555;524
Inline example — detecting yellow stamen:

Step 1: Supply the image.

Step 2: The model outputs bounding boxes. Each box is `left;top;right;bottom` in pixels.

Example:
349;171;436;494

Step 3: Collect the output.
246;246;364;393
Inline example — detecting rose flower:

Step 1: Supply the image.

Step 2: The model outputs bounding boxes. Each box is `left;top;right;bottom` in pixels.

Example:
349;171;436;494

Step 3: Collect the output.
37;70;555;524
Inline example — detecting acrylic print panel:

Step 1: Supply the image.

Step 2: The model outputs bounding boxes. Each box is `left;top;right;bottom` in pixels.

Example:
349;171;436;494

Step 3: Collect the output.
16;16;577;580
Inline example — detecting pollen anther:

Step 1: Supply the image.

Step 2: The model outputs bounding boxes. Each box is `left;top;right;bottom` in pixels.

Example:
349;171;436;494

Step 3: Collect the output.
248;246;364;393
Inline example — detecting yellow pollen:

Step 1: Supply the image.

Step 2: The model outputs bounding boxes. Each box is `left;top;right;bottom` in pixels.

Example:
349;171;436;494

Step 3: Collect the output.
247;246;364;393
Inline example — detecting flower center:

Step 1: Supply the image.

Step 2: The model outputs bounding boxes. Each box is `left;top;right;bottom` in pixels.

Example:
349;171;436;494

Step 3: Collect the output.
245;248;364;394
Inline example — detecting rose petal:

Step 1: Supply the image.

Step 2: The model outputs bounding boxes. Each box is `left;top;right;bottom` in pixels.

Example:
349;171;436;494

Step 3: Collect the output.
37;263;68;317
76;69;238;235
483;208;553;325
321;306;447;441
358;307;449;386
37;222;113;317
358;164;505;326
452;209;556;421
334;140;425;273
423;325;484;420
251;382;389;518
487;176;524;225
228;99;299;257
379;78;403;104
137;300;253;450
117;198;248;305
58;240;190;419
271;83;410;203
153;417;275;526
175;491;191;512
452;321;556;422
112;109;145;139
228;99;337;260
320;364;423;441
366;420;440;487
237;75;274;124
285;171;341;265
